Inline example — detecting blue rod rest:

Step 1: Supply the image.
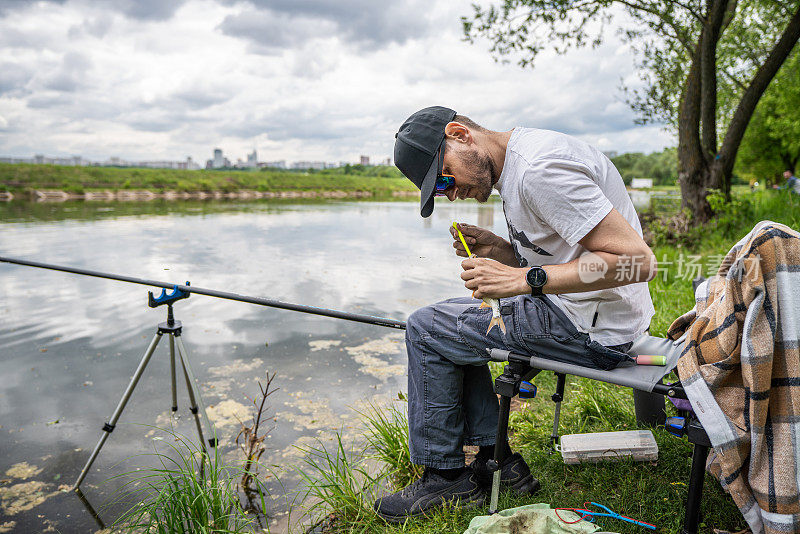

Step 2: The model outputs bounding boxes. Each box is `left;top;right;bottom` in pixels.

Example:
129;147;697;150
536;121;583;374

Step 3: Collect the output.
148;283;190;308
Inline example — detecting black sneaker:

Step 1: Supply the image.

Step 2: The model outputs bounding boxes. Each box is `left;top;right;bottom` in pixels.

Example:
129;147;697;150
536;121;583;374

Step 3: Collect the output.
469;452;540;495
373;469;486;523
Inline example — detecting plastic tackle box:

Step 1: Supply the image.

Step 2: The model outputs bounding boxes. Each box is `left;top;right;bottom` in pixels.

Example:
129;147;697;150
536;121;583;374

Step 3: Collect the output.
559;430;659;464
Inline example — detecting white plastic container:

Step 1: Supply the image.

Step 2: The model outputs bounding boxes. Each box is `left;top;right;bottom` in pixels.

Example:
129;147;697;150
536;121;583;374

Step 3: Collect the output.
559;430;658;464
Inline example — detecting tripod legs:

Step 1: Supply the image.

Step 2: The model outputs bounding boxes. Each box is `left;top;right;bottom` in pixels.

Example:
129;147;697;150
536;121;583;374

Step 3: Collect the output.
169;336;178;412
175;335;217;449
73;328;218;491
73;332;162;490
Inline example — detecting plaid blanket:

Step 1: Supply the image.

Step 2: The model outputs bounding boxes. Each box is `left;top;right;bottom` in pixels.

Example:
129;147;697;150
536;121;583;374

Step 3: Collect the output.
667;221;800;534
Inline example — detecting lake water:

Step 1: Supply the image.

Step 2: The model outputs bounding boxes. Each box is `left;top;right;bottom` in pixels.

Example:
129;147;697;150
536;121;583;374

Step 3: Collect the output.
0;189;671;533
0;197;510;533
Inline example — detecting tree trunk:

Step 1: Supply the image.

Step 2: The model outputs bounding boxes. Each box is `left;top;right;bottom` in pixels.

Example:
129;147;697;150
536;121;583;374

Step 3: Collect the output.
678;25;714;223
781;152;795;175
680;0;731;220
700;0;728;165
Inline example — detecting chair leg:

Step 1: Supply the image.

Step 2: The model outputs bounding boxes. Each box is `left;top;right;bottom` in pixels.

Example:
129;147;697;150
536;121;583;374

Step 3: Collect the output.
682;442;709;534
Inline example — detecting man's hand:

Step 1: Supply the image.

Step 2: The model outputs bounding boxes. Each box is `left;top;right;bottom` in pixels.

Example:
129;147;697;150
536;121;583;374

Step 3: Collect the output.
450;223;518;266
460;257;529;299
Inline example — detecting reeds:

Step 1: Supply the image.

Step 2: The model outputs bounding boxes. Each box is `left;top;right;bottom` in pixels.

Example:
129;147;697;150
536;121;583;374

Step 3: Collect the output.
295;433;382;532
293;395;426;531
108;376;279;533
357;394;423;489
110;428;266;534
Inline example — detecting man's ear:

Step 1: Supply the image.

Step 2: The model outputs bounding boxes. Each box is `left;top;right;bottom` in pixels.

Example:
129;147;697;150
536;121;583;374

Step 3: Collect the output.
444;122;471;144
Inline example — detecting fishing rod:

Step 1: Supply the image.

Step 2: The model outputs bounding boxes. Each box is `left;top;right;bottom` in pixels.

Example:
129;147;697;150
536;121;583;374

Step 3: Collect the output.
0;255;407;330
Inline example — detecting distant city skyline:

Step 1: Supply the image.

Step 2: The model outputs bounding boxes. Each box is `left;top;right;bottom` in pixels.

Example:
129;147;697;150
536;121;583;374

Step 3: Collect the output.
0;147;393;171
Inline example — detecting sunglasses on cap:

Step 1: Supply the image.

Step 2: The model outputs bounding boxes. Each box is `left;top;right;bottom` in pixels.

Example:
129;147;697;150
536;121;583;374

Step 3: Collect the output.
434;147;456;197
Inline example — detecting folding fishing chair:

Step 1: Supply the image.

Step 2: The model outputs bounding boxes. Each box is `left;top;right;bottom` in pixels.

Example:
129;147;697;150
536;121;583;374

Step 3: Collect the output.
485;330;711;534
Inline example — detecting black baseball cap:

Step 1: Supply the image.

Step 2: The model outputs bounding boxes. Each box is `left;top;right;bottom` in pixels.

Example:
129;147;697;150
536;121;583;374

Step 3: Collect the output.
394;106;457;217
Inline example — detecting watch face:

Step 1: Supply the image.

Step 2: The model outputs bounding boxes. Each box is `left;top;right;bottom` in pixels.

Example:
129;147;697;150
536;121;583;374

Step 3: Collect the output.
527;267;547;287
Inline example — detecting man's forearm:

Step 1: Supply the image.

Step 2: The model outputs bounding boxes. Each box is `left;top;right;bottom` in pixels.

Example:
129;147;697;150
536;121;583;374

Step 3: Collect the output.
460;250;656;300
541;251;656;294
489;239;520;267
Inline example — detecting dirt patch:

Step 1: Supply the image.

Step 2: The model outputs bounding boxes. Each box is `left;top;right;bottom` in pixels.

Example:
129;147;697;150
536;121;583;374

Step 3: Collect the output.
0;481;59;515
5;462;42;480
208;358;264;377
344;334;405;381
207;399;251;429
278;392;344;432
308;340;342;351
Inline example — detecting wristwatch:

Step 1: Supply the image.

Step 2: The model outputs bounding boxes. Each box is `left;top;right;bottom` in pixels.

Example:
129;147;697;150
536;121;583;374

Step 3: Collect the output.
526;266;548;296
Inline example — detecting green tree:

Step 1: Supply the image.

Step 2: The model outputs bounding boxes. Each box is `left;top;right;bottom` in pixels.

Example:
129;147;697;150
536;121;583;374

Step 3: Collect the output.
611;147;678;185
737;48;800;184
463;1;800;223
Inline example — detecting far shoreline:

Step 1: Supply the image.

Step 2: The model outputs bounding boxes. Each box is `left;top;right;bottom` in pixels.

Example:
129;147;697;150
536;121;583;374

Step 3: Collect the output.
0;189;420;202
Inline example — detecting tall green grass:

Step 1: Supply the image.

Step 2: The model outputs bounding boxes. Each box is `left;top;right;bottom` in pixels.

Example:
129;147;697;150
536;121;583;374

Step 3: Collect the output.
109;428;268;534
295;433;382;532
357;395;423;489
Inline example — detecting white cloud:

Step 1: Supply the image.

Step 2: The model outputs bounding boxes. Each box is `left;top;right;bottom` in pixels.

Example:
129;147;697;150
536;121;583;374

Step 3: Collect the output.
0;0;676;164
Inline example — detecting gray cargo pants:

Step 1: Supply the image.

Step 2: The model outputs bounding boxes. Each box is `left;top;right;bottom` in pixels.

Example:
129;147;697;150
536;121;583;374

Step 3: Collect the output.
405;294;630;468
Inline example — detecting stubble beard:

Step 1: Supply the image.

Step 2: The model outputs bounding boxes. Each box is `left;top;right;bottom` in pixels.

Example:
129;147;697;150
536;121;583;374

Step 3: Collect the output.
477;152;496;202
464;148;495;203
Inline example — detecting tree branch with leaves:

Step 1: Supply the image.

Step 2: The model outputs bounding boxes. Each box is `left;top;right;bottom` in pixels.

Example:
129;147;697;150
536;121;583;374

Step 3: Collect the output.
463;0;800;222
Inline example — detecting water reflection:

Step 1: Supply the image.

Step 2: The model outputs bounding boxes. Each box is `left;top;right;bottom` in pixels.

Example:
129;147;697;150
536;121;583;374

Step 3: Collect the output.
628;188;680;213
0;198;505;533
73;489;105;530
477;204;494;229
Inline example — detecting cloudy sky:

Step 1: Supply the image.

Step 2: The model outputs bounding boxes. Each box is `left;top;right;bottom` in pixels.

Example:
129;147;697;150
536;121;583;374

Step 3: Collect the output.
0;0;675;165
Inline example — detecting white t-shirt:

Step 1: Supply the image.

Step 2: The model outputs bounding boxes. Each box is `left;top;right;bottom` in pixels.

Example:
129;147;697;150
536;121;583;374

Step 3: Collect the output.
495;127;655;345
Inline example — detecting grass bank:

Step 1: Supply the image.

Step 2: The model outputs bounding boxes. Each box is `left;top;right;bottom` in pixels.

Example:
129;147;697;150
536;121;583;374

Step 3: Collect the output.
294;189;799;533
0;163;417;195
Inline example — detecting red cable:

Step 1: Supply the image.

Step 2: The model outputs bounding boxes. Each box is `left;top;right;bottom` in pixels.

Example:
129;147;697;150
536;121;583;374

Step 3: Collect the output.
554;508;590;524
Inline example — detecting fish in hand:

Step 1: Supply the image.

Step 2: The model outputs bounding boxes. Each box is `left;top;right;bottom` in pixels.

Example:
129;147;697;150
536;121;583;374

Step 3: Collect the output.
479;294;506;335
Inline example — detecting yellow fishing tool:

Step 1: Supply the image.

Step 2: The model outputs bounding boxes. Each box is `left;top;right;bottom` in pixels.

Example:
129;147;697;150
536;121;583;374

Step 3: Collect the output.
453;222;473;257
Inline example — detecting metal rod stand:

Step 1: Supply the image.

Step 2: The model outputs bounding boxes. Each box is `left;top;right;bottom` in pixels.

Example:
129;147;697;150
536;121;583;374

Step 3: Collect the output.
489;394;512;514
488;359;529;514
550;373;566;445
73;311;216;491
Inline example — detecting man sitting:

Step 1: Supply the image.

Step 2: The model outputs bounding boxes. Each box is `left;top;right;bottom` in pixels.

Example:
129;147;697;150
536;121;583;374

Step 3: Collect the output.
780;170;800;195
374;106;656;522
